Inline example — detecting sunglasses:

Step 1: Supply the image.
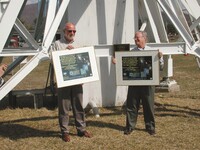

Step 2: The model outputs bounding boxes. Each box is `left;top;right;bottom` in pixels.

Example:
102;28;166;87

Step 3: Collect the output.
67;30;76;33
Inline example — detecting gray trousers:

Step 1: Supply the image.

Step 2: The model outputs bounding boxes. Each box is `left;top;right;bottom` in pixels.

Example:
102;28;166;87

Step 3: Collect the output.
126;86;155;131
57;85;86;134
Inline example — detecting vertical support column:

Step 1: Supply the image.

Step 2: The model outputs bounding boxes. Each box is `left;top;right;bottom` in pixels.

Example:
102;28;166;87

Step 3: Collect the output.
43;0;57;43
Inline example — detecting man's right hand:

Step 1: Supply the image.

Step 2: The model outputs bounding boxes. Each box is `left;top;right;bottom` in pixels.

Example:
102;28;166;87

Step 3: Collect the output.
0;64;7;77
112;57;116;64
66;45;74;50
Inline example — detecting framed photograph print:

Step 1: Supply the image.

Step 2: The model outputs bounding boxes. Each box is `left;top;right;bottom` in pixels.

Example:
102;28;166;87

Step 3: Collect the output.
52;46;99;88
115;50;160;86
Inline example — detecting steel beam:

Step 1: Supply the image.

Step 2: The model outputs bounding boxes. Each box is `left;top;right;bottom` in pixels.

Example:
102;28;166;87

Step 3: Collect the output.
34;0;46;42
43;0;57;43
143;0;160;43
168;0;193;39
14;18;39;50
157;0;194;50
0;0;24;52
0;52;48;100
43;0;70;51
180;0;200;19
0;0;71;101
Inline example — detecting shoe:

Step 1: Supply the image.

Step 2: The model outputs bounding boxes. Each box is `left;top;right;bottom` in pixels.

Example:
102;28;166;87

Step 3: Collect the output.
77;131;92;138
124;128;134;135
62;133;70;142
147;129;155;135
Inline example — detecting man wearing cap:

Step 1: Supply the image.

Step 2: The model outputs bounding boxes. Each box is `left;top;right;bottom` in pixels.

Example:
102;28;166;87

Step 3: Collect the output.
49;22;92;142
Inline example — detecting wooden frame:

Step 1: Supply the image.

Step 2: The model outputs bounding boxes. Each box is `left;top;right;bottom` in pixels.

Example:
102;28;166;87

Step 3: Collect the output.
115;50;160;86
52;46;99;88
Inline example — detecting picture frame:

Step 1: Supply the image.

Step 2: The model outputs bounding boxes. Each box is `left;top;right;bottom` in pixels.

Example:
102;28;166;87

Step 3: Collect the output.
52;46;99;88
115;50;160;86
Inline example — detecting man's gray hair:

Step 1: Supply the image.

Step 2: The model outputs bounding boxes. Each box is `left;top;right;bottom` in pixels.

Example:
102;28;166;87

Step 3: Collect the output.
137;31;147;38
136;30;148;42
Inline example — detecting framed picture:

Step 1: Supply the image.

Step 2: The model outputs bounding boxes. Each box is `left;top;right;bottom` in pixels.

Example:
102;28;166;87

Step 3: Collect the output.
115;50;160;86
52;46;99;88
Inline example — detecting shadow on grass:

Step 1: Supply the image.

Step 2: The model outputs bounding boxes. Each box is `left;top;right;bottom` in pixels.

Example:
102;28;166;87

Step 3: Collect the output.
0;123;59;140
86;101;200;120
0;116;57;124
155;102;200;117
0;116;59;140
0;113;145;140
0;101;199;140
0;116;77;140
86;120;145;133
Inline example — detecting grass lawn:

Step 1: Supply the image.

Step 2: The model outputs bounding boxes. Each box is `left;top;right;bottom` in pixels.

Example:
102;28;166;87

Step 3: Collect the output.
0;54;200;149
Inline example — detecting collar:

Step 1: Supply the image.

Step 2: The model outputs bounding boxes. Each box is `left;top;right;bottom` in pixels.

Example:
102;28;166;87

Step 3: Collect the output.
137;47;145;51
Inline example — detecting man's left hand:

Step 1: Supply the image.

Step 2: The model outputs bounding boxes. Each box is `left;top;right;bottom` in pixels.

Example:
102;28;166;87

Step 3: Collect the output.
158;51;163;59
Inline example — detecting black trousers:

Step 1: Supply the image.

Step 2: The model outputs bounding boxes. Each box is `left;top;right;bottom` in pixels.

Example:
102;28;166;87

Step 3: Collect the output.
57;85;86;134
126;86;155;130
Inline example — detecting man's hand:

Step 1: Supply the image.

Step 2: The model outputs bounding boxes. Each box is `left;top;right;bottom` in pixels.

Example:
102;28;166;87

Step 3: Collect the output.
0;64;7;77
112;57;116;64
158;51;163;59
66;45;74;50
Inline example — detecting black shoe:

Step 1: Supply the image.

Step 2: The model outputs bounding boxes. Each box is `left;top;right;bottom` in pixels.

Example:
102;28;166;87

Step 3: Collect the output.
147;129;155;135
124;128;134;135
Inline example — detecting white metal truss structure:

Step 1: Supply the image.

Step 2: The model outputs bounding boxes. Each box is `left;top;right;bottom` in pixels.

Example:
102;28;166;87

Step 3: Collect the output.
0;0;70;100
1;0;200;106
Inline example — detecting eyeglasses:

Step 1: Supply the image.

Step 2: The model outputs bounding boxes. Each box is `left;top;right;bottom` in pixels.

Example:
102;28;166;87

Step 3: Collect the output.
67;30;76;33
134;36;144;39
